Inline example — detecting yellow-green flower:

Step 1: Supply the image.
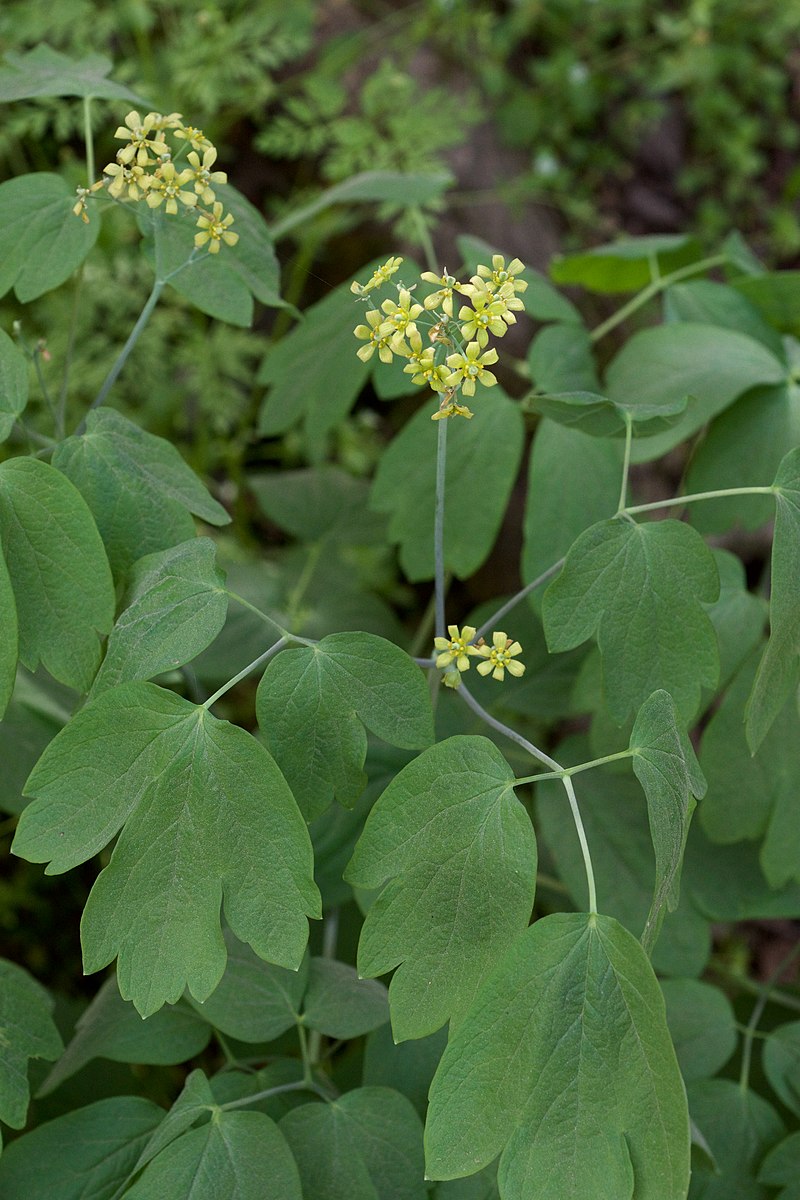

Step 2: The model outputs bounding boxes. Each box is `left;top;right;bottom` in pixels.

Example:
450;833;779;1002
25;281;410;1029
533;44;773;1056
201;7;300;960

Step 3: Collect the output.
145;162;198;215
72;180;104;222
476;632;525;682
103;157;151;201
114;111;169;166
174;123;213;152
476;254;528;295
400;330;449;390
149;111;183;132
444;341;499;397
185;147;227;204
421;269;464;317
458;293;509;347
490;281;526;326
194;202;239;253
434;625;481;673
350;256;404;296
381;288;423;349
431;398;474;420
354;310;395;363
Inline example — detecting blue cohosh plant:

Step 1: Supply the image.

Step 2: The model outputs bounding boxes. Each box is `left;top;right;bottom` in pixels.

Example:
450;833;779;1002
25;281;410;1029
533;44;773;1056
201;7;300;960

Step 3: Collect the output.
2;53;800;1200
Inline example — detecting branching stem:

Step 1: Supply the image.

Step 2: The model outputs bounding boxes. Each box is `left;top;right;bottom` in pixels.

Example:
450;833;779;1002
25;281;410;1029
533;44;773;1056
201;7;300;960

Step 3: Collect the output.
202;639;287;709
624;486;774;517
739;940;800;1092
434;417;448;639
589;254;727;344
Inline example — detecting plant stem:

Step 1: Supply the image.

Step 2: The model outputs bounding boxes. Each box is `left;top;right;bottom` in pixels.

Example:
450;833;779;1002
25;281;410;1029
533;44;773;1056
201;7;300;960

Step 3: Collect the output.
57;264;84;438
709;963;800;1016
562;775;597;914
589;254;728;344
739;940;800;1092
474;558;565;641
308;908;339;1066
434;417;448;639
219;1078;330;1112
617;413;633;513
624;486;774;517
83;96;95;184
83;277;164;424
515;748;634;787
410;204;439;273
458;685;561;772
202;639;287;710
226;591;289;638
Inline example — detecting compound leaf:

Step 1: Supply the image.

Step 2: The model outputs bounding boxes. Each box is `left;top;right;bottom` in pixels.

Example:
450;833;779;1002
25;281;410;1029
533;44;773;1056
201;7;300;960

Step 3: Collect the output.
301;957;389;1039
0;173;99;302
53;407;229;578
280;1086;426;1200
371;390;524;582
0;327;29;442
0;1097;163;1197
126;1110;302;1200
0;457;114;693
13;682;320;1017
630;690;707;952
0;959;62;1139
345;736;536;1041
745;447;800;752
425;913;689;1199
543;518;719;723
91;538;228;697
257;632;433;822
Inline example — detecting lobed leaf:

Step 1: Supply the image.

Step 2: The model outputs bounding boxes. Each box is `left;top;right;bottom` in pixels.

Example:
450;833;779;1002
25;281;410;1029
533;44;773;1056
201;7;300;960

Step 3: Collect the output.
0;959;62;1140
0;457;114;693
529;387;687;438
0;45;147;102
91;538;228;697
661;979;737;1082
301;957;389;1039
425;913;690;1199
543;517;720;723
14;682;320;1016
0;173;99;302
630;689;707;952
687;1079;785;1199
346;736;536;1041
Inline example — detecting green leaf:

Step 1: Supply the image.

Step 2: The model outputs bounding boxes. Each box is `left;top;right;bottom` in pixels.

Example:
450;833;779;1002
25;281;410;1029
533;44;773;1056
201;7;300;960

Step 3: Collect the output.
683;820;800;924
543;517;720;723
0;457;114;692
257;263;388;454
630;690;707;952
52;407;229;577
527;322;600;393
0;959;62;1138
701;651;800;888
209;1060;308;1123
0;173;99;302
536;743;711;977
91;538;228;697
126;1110;303;1200
257;633;433;821
664;279;786;360
687;1079;784;1199
745;447;800;752
249;465;386;545
187;926;308;1043
705;549;768;695
14;682;320;1017
521;419;622;611
133;1069;215;1172
220;185;285;310
457;234;579;323
272;170;452;238
301;957;389;1038
371;390;524;582
529;388;687;438
661;980;737;1082
39;975;211;1096
363;1025;447;1118
550;233;701;293
425;913;689;1199
0;45;148;102
435;1164;500;1199
280;1087;426;1200
759;1132;800;1198
605;324;786;463
0;548;16;720
0;670;71;815
685;383;800;535
0;327;29;442
735;271;800;336
763;1023;800;1117
0;1097;163;1197
345;735;536;1041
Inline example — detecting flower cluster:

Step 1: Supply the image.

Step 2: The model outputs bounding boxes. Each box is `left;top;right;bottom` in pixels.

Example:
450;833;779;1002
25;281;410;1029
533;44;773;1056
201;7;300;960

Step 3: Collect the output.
73;111;238;255
352;254;528;420
433;625;525;688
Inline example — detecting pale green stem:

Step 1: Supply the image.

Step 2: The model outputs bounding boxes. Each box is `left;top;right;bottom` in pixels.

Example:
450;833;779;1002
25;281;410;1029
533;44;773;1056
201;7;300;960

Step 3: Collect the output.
203;639;287;710
474;557;565;642
710;963;800;1016
624;486;774;517
31;346;58;430
589;254;728;344
410;203;439;273
617;412;633;513
739;940;800;1092
516;748;635;787
84;277;164;422
408;589;438;658
286;542;323;627
562;775;598;914
57;264;84;437
226;591;289;638
220;1077;333;1112
308;908;340;1066
83;95;95;184
297;1022;313;1085
434;417;448;639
